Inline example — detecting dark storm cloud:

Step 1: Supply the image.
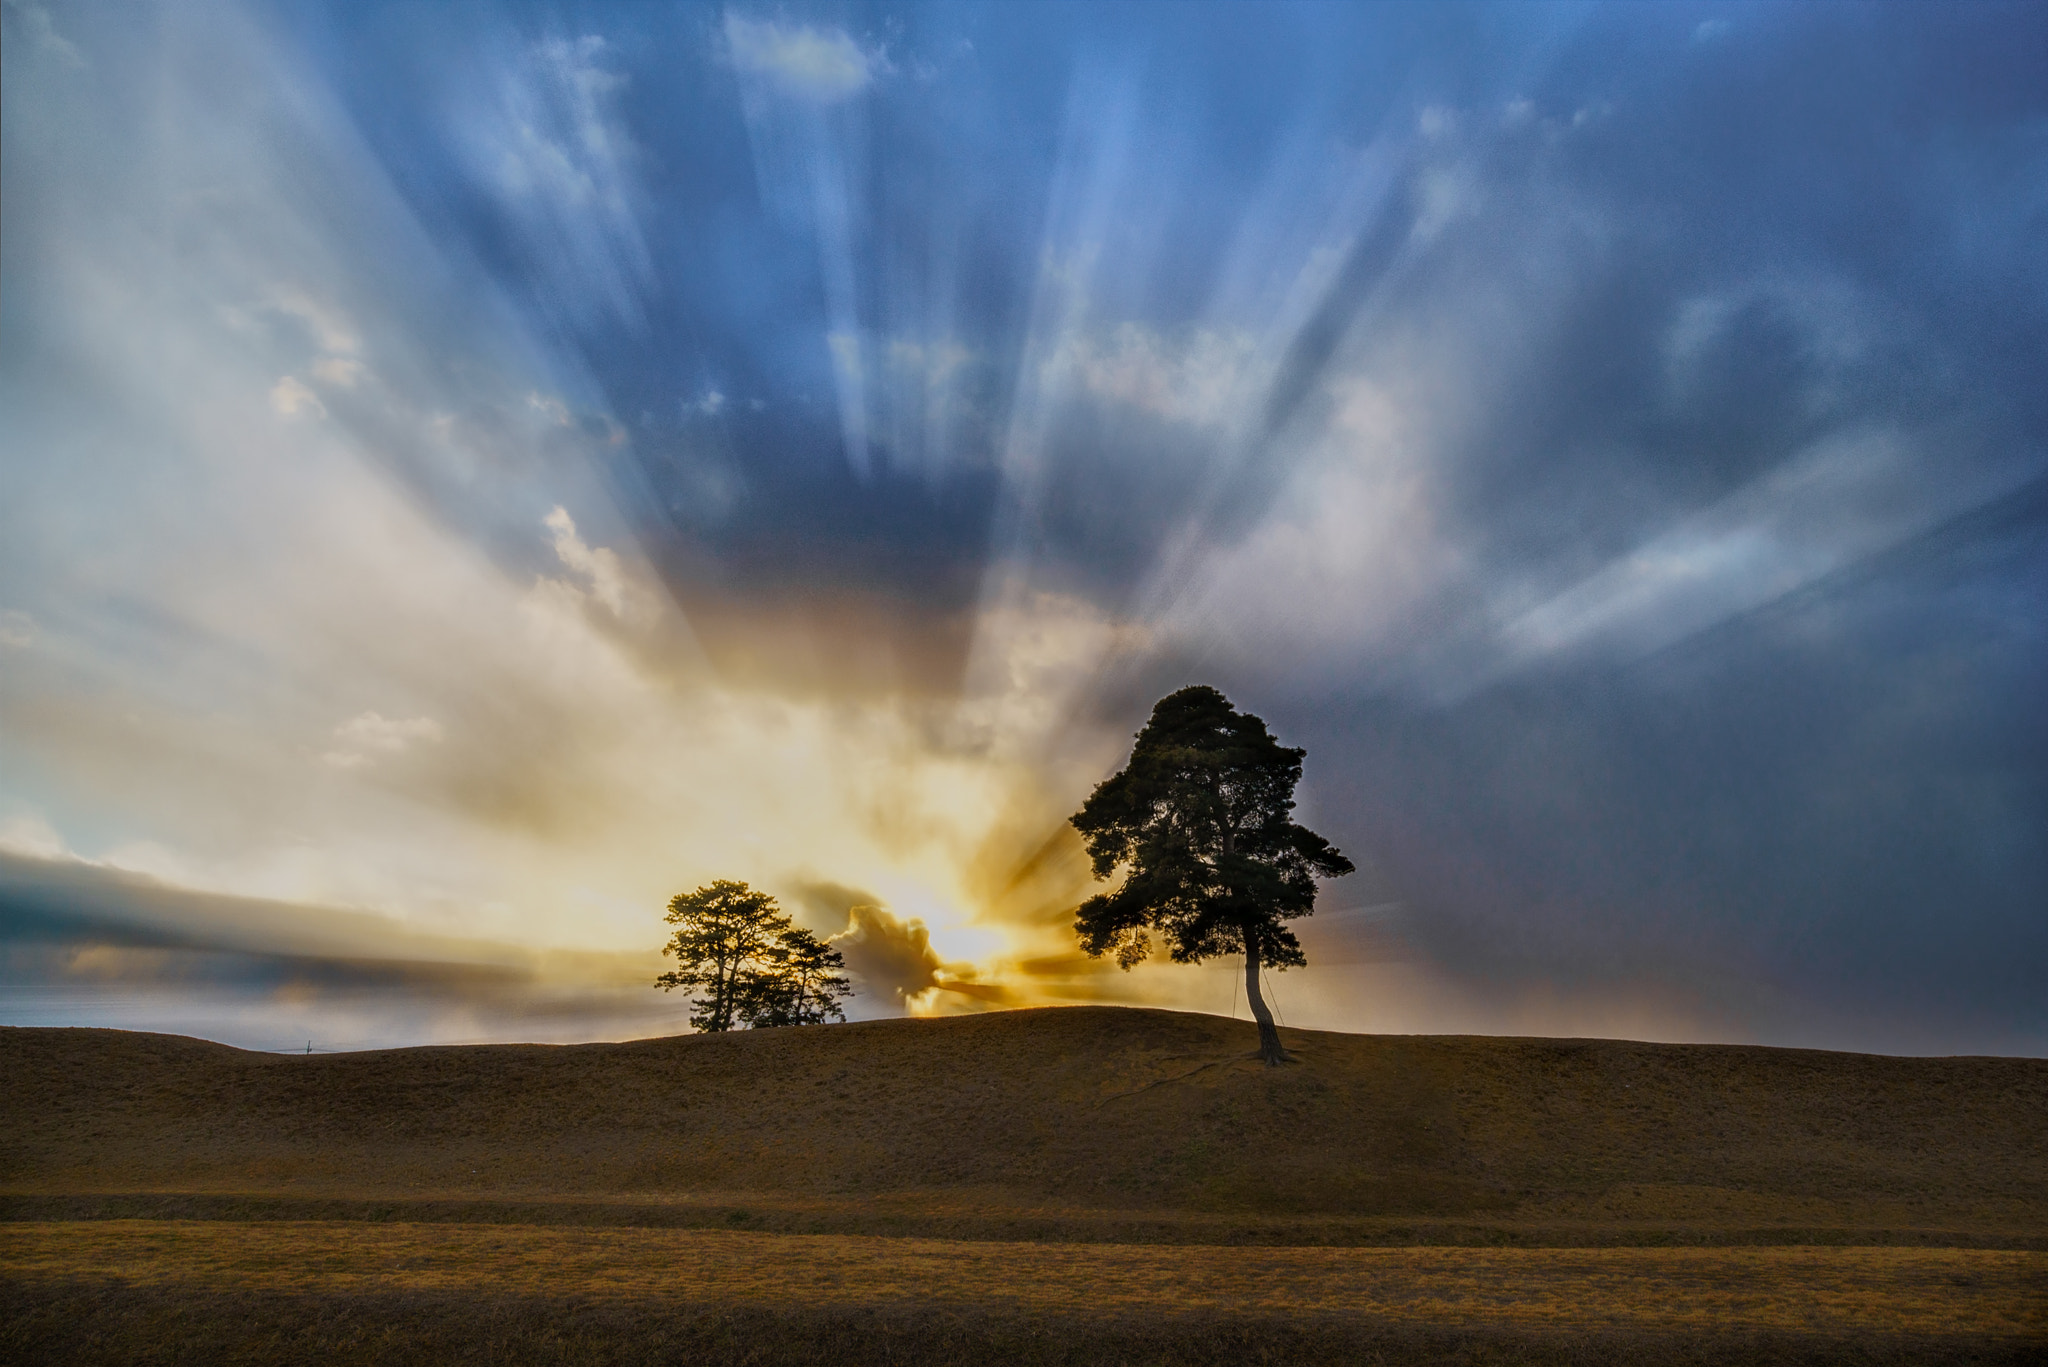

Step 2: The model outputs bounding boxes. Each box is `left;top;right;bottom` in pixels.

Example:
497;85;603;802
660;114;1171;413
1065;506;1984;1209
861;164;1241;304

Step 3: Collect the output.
1267;473;2048;1053
0;852;675;1046
1410;5;2048;591
1;850;508;966
1229;3;2046;1051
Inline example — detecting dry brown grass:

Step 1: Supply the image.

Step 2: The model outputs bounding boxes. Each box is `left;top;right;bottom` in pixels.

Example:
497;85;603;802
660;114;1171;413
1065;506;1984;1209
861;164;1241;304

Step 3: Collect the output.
5;1221;2044;1336
4;1006;2044;1245
11;1285;2039;1367
4;1009;2045;1363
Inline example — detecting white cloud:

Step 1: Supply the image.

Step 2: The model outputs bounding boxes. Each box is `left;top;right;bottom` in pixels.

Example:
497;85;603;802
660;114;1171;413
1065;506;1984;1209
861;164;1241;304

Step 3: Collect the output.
0;0;1089;986
273;292;361;357
0;812;70;861
1423;426;2048;701
1160;370;1455;675
886;337;973;389
826;331;864;376
494;38;634;209
527;392;572;426
724;13;885;102
1411;164;1479;243
457;35;652;328
269;376;326;418
873;336;979;475
2;0;85;69
495;48;622;210
0;609;37;648
310;356;365;389
692;389;726;416
1047;324;1257;429
826;331;871;473
321;712;445;770
543;506;638;621
958;588;1151;742
721;13;883;474
1692;19;1731;44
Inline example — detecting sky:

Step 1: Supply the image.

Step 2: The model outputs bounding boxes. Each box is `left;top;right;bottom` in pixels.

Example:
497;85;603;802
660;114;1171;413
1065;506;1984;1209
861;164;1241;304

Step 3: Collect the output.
2;0;2043;1056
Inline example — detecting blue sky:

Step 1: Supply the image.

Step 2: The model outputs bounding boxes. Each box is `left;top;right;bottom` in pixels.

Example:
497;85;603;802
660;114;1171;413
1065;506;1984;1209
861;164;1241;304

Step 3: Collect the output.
3;0;2044;1053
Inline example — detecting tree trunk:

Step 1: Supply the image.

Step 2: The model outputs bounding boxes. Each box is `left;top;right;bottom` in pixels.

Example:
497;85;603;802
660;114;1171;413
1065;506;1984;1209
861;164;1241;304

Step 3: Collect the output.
1243;934;1288;1066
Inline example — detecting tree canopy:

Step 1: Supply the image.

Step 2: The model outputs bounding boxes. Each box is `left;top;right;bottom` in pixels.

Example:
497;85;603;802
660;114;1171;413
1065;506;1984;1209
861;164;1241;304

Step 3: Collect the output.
1070;685;1353;1064
656;880;852;1031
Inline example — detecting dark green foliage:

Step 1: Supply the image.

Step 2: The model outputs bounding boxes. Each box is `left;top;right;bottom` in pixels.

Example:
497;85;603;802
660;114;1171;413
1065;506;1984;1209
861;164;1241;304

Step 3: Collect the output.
1070;687;1353;1061
739;927;854;1029
656;881;851;1031
1071;686;1354;970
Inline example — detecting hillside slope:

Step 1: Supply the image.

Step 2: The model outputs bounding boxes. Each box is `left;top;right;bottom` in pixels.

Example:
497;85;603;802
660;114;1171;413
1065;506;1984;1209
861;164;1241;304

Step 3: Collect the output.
5;1008;2044;1242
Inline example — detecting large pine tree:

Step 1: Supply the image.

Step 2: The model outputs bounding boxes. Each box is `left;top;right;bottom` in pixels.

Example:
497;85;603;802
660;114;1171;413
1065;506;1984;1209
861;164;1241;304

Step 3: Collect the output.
1070;686;1354;1065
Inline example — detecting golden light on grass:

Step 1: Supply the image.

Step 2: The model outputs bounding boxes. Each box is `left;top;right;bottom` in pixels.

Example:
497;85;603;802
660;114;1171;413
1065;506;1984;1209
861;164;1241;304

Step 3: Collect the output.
4;1220;2043;1338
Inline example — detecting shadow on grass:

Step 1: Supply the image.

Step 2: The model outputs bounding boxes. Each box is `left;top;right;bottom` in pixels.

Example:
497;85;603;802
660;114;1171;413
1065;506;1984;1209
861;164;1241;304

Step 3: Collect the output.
4;1281;2039;1367
9;1193;2041;1250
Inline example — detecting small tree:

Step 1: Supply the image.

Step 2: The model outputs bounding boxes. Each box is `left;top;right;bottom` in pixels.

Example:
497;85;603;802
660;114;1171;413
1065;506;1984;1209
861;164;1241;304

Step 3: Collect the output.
1070;686;1354;1065
741;928;852;1027
656;880;852;1031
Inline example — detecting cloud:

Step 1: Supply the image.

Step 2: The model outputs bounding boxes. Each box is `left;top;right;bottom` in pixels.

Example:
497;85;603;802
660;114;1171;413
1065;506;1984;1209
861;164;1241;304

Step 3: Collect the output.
886;338;966;381
321;712;444;770
542;505;646;621
830;903;1005;1011
269;376;326;418
723;14;886;102
311;356;365;389
273;292;361;357
1409;163;1479;243
718;12;896;478
1152;368;1451;682
0;610;36;649
453;34;652;328
826;330;868;471
1049;324;1259;429
1424;426;2047;702
493;37;634;209
0;850;673;1050
0;814;67;861
6;0;2044;1056
2;0;84;70
527;392;572;426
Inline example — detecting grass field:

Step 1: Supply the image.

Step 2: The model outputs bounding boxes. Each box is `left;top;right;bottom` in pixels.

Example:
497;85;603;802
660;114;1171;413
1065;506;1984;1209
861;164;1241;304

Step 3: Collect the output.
5;1220;2043;1365
7;1221;2044;1333
4;1007;2044;1363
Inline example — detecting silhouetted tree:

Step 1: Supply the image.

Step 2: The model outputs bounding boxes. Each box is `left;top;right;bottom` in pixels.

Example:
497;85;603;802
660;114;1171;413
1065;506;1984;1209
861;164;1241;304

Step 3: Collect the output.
1070;686;1354;1065
739;927;853;1027
656;880;853;1031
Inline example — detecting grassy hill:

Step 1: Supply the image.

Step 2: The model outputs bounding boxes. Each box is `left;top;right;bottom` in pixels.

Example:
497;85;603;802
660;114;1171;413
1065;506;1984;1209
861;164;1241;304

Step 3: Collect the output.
6;1006;2044;1244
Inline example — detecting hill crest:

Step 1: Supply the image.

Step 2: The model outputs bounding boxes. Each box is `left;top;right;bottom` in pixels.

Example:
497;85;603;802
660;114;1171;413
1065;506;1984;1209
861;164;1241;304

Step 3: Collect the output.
6;1006;2044;1245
